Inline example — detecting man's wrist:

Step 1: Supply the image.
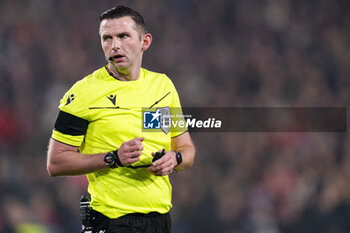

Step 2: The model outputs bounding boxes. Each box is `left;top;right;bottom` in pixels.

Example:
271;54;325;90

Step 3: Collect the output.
113;150;124;167
104;150;123;168
172;150;182;167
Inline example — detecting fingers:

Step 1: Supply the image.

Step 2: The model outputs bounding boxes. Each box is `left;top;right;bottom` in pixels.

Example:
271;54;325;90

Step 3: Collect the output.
148;151;177;176
124;137;144;147
127;144;144;152
130;137;145;143
151;149;162;157
118;137;145;166
148;165;173;176
122;156;140;165
118;138;175;174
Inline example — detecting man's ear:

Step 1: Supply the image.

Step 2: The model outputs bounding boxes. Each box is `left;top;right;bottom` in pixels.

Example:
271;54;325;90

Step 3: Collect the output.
141;33;152;52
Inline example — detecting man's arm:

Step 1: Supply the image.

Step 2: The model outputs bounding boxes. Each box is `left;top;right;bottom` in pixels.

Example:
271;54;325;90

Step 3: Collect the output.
170;132;195;171
47;139;107;176
148;132;195;176
47;137;144;176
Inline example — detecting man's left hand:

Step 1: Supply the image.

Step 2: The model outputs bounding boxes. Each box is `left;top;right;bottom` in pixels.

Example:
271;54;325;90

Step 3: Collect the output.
148;150;177;176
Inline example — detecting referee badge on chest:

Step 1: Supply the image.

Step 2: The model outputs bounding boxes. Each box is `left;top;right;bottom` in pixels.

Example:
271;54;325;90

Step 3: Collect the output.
158;106;171;134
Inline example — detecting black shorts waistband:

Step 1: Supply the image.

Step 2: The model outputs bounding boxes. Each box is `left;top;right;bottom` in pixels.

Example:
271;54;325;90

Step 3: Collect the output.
124;212;165;218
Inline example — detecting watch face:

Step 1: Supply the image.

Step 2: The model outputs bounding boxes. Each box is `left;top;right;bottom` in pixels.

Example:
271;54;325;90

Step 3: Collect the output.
104;153;114;164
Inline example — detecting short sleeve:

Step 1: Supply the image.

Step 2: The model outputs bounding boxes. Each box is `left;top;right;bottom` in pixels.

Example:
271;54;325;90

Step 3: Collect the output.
167;79;188;138
51;85;90;147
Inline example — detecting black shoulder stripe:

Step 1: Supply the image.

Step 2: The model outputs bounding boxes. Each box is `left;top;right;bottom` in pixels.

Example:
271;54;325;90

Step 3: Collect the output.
54;110;89;136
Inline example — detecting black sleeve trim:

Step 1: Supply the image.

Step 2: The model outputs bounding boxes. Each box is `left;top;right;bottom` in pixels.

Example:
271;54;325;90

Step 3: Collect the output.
54;110;89;136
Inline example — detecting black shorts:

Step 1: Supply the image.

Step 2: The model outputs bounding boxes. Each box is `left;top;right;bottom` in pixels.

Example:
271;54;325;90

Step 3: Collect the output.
92;210;171;233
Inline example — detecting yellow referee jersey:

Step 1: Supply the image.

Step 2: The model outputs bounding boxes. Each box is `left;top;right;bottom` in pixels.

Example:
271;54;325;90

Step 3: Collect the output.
51;66;186;218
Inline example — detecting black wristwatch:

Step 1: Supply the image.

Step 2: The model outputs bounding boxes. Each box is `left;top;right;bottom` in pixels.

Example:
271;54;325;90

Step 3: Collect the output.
173;151;182;167
104;150;123;168
104;151;117;168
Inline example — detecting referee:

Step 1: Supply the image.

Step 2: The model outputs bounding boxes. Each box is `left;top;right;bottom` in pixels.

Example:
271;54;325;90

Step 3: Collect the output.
47;5;195;233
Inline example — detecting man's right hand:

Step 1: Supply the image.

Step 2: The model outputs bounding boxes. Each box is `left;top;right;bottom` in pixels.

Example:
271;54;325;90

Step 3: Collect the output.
117;137;144;166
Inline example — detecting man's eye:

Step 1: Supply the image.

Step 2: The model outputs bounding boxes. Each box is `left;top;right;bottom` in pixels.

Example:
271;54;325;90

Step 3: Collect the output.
103;36;112;41
119;34;128;38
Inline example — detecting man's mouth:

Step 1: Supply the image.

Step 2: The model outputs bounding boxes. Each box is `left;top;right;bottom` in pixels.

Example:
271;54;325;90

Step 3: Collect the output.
109;55;124;61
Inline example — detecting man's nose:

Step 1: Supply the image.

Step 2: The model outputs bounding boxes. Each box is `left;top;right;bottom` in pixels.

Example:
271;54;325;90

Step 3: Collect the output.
112;38;121;50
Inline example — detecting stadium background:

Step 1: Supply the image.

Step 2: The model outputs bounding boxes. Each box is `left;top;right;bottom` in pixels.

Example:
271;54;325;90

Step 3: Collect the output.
0;0;349;232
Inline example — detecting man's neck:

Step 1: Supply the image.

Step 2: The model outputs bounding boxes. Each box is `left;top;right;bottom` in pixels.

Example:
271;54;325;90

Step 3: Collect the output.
107;63;140;81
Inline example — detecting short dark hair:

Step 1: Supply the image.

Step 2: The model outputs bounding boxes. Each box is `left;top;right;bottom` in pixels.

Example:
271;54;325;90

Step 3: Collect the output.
99;5;147;34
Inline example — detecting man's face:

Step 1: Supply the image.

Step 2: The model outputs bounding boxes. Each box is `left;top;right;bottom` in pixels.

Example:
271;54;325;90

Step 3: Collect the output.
99;16;146;71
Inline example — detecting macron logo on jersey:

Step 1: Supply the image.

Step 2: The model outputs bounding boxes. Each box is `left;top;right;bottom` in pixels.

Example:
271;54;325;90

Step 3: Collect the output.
107;94;117;106
65;94;75;105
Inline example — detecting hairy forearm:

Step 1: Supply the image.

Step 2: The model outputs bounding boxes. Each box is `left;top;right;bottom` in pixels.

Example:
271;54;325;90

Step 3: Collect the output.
47;139;107;176
47;151;106;176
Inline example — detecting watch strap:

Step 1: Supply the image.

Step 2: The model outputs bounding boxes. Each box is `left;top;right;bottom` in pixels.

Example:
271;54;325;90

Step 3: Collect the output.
113;150;124;167
173;150;182;167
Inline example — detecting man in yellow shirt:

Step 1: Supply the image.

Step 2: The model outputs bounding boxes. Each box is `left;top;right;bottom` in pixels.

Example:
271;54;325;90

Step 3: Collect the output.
47;5;195;233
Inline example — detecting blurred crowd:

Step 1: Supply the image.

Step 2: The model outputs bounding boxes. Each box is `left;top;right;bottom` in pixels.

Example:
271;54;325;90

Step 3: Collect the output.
0;0;349;232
